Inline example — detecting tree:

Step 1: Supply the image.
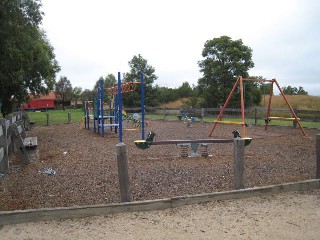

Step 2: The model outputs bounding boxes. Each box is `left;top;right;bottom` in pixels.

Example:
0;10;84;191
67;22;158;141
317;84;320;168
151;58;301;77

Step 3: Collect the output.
156;85;179;104
177;82;193;98
93;74;117;91
104;74;117;88
55;76;72;110
255;76;272;96
0;0;60;116
282;85;308;95
282;85;295;95
80;89;96;102
297;86;308;95
93;74;117;102
123;54;158;107
71;86;82;106
182;85;202;108
198;36;256;108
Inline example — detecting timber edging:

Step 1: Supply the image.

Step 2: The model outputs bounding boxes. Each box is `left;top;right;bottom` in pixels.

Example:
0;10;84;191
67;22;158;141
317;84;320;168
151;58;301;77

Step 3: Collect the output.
0;179;319;226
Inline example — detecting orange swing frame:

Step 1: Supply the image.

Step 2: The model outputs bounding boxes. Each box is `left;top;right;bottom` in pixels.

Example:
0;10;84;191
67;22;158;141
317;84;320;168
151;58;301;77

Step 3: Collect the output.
208;76;307;137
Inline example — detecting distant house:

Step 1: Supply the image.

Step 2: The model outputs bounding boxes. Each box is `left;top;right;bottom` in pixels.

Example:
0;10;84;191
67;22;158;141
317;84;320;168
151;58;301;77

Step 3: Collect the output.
20;92;65;110
70;99;83;107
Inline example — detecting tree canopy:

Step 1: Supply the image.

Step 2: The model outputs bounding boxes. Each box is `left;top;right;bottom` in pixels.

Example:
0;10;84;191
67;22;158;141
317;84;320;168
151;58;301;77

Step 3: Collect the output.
177;82;193;98
197;36;259;108
80;89;96;102
93;74;117;91
282;85;308;95
71;86;82;106
91;74;117;103
123;54;158;107
0;0;60;116
55;76;72;110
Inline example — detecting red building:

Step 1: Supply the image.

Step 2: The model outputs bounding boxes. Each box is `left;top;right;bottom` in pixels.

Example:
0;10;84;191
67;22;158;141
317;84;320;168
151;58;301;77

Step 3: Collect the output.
20;92;60;110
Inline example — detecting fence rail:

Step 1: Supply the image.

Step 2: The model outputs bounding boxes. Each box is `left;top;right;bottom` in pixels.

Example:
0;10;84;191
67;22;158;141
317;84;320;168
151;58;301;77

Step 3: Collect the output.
124;107;320;124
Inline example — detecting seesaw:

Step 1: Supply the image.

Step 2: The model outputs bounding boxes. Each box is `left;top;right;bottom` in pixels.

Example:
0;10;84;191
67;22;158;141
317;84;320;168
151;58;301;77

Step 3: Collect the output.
134;131;252;157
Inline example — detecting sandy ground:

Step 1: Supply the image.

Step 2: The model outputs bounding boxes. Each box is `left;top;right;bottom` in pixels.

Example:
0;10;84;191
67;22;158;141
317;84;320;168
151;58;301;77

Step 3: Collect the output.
1;189;319;240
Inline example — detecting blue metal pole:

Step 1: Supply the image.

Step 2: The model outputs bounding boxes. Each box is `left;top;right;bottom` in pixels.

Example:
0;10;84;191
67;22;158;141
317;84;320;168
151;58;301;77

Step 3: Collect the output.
109;94;116;132
97;98;100;134
115;87;119;126
96;97;100;134
141;73;145;140
118;72;123;143
94;99;96;133
100;78;105;137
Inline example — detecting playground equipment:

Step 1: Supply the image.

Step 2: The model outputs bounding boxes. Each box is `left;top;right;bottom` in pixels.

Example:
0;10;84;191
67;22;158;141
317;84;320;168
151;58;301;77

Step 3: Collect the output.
83;73;146;141
181;113;196;127
106;82;139;95
135;130;252;157
208;76;307;137
122;112;145;128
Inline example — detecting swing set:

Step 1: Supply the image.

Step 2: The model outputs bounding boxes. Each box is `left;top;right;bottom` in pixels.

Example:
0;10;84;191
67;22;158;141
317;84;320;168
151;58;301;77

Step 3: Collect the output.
208;76;307;137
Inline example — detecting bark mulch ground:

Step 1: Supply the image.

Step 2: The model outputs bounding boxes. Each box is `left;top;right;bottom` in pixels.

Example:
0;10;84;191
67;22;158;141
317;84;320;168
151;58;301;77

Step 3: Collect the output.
0;120;318;211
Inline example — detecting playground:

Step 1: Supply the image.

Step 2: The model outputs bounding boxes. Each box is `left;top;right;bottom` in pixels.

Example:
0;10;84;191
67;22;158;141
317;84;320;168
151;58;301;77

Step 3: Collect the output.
0;119;318;211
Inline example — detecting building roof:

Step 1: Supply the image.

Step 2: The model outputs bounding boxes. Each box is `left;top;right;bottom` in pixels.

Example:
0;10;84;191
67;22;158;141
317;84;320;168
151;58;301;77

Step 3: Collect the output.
31;92;62;100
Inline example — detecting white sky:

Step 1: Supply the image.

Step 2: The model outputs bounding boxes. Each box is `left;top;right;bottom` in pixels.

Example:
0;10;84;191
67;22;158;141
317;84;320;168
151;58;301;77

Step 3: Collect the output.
41;0;320;95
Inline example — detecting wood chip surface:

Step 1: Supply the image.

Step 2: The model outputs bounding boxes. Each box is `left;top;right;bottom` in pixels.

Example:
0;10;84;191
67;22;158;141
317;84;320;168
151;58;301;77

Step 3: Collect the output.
0;120;318;211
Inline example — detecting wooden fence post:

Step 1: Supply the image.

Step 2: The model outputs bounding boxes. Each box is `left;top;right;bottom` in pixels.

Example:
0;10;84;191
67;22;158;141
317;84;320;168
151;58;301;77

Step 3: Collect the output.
46;113;50;126
163;107;166;121
254;107;258;126
201;108;205;123
233;138;245;189
0;118;9;173
316;134;320;179
293;108;298;128
116;142;131;202
68;112;71;124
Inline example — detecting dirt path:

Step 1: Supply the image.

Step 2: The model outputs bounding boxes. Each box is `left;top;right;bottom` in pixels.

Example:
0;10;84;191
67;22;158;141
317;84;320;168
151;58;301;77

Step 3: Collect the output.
1;190;319;239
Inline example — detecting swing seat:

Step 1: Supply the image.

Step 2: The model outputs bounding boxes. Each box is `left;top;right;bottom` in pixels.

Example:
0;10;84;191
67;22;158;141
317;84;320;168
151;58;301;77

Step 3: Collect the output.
268;117;300;121
214;120;245;125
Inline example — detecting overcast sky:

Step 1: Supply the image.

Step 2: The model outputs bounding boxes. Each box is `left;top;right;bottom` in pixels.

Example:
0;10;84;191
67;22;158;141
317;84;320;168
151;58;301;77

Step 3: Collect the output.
41;0;320;96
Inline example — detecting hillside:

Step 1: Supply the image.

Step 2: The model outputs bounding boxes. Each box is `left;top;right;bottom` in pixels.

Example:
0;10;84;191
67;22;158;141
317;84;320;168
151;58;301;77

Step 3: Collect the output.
261;95;320;110
161;95;320;110
160;98;188;108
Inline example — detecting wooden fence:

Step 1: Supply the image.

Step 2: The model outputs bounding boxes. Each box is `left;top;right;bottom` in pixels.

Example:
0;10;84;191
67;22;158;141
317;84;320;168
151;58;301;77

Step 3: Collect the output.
124;107;320;124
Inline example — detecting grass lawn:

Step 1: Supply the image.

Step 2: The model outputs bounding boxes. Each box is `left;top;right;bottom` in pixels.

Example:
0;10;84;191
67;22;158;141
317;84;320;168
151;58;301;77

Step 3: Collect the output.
146;114;320;129
27;109;320;129
28;108;84;126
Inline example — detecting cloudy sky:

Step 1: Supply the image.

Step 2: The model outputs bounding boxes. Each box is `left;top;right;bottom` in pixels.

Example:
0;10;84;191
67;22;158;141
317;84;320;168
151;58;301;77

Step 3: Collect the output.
41;0;320;95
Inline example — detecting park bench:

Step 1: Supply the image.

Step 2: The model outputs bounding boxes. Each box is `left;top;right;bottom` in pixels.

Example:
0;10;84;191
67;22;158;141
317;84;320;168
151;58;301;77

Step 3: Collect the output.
0;111;36;173
178;108;205;122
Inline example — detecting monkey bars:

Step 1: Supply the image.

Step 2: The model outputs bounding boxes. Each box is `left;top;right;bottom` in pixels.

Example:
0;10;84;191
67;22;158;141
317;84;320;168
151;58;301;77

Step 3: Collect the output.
105;82;141;95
